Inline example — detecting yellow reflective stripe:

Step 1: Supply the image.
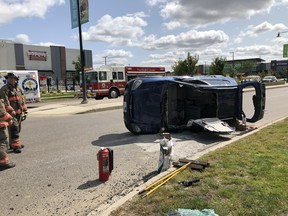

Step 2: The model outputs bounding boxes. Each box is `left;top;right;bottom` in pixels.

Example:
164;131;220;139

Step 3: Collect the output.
8;96;21;101
15;109;22;114
2;113;12;121
0;122;9;128
0;157;9;165
5;106;13;111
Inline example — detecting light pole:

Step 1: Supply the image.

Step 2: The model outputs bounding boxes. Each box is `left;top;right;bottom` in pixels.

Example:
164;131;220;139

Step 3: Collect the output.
277;31;288;82
230;52;235;76
230;52;234;66
277;30;288;38
103;56;108;65
76;0;88;104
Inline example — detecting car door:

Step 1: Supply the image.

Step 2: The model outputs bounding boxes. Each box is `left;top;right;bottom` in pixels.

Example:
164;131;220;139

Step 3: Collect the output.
237;81;266;123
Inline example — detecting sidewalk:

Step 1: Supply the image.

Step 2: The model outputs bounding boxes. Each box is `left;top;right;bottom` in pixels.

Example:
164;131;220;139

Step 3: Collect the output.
28;97;123;116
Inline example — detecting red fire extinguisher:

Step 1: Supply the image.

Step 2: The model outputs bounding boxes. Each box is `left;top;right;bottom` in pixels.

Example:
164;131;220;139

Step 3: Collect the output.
98;147;113;182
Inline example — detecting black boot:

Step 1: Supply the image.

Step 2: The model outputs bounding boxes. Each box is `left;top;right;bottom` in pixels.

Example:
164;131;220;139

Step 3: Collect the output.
13;148;22;154
0;162;16;171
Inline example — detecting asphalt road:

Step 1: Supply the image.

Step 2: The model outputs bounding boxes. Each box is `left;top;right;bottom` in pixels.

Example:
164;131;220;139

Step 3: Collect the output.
0;87;288;216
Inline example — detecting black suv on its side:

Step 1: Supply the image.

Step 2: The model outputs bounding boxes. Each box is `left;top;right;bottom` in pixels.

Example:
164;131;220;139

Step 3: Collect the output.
123;76;265;134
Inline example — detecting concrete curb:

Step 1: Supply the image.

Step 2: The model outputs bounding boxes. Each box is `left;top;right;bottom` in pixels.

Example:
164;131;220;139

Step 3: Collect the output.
76;105;123;114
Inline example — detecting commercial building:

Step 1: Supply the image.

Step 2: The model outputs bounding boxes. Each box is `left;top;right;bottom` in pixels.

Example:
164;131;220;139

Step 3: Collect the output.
271;60;288;78
198;58;287;78
0;39;92;88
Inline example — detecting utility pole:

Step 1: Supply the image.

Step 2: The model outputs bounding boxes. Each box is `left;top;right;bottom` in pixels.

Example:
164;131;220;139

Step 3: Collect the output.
76;0;88;104
103;56;108;65
277;31;288;82
230;51;235;69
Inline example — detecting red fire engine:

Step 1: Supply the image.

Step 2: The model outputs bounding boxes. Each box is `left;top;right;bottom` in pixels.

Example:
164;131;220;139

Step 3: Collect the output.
76;64;166;99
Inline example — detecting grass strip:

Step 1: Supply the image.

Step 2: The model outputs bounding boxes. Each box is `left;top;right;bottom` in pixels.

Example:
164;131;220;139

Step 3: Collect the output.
111;118;288;216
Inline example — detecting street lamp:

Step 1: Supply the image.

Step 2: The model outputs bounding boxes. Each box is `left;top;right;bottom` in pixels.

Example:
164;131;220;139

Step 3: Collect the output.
76;0;88;104
230;51;235;70
277;31;288;82
103;56;108;65
277;30;288;37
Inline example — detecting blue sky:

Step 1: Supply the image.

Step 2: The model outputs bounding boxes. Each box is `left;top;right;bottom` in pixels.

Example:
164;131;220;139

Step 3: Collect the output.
0;0;288;71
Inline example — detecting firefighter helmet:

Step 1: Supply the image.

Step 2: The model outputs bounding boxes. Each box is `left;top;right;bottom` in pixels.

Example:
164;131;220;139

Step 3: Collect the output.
4;72;19;80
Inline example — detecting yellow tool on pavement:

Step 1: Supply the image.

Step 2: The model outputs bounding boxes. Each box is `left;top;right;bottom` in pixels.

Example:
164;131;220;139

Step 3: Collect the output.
139;161;192;198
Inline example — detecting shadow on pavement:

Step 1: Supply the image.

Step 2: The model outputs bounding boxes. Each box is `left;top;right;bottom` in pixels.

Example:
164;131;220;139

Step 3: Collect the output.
77;179;102;190
91;130;232;148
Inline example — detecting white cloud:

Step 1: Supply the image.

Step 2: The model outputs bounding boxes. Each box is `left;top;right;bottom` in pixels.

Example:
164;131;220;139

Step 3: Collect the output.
142;51;186;67
82;13;147;46
239;21;287;38
93;49;133;67
104;49;133;58
0;0;65;24
235;44;282;60
15;34;30;43
142;30;229;50
160;0;275;28
146;0;167;7
36;42;64;47
163;21;183;30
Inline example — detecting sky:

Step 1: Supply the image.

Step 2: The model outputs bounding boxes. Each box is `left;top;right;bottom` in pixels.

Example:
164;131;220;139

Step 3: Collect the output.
0;0;288;71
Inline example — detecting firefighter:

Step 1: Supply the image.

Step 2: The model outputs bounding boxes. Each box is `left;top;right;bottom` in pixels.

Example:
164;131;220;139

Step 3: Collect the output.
0;99;15;171
0;72;28;153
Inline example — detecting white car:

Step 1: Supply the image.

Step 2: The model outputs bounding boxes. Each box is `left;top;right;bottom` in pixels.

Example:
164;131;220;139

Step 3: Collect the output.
263;76;277;82
243;75;261;82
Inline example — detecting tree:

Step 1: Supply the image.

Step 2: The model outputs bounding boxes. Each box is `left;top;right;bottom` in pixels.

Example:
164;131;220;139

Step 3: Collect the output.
172;52;198;76
209;57;226;75
72;55;81;83
229;66;238;78
241;61;254;75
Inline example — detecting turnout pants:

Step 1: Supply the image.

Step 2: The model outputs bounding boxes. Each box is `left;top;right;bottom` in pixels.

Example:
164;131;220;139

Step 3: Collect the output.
0;127;9;161
9;115;22;149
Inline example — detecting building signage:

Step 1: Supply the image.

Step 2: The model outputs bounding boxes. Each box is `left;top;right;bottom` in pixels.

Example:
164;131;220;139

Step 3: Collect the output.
28;50;47;61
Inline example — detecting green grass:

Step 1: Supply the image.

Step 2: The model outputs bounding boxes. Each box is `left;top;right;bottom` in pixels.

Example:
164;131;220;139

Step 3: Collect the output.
40;91;76;101
111;118;288;216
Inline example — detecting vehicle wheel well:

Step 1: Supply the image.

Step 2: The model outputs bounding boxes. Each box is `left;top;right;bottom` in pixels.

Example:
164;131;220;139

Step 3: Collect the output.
108;87;120;98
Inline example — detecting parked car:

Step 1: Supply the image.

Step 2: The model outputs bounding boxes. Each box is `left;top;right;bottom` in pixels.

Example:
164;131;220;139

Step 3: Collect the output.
263;76;277;82
123;76;266;134
242;75;261;83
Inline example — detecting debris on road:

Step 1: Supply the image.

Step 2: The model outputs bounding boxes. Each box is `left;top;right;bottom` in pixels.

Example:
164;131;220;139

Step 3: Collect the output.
173;158;210;172
139;161;192;198
158;133;175;173
178;178;201;187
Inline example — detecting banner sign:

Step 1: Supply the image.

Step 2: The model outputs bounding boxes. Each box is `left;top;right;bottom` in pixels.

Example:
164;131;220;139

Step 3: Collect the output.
283;44;288;58
70;0;89;29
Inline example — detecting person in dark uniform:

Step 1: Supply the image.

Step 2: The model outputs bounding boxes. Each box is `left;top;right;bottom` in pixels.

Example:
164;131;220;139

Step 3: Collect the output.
0;72;28;153
0;99;15;171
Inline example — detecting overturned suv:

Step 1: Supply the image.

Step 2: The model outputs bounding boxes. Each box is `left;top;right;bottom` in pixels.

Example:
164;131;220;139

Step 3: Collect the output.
123;76;265;134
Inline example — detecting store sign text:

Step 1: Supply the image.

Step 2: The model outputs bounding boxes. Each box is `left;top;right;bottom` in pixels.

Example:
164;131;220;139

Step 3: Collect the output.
28;50;47;61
